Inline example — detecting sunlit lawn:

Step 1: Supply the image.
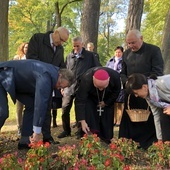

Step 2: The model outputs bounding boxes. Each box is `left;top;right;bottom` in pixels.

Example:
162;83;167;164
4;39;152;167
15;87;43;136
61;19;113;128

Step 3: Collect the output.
2;95;76;131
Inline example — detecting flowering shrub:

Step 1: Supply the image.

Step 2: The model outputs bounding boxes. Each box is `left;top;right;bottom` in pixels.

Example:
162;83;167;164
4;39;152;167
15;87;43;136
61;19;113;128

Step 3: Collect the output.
52;144;79;169
24;141;51;170
0;152;23;170
147;141;170;169
79;134;125;169
111;138;139;164
0;135;138;170
54;134;132;170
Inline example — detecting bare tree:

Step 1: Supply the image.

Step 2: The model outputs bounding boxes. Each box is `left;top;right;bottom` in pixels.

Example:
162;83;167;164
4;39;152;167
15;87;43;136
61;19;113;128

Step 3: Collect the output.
0;0;9;61
81;0;101;52
125;0;144;35
162;9;170;74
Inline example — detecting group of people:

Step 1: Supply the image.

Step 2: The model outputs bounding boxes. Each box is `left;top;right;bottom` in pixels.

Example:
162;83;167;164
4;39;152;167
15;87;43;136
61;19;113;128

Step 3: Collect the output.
0;27;168;150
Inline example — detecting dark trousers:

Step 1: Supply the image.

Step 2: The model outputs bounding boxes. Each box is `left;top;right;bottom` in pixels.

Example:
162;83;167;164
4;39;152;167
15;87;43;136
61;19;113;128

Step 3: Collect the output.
16;93;52;139
0;85;34;137
160;112;170;141
61;95;74;133
0;84;9;129
16;93;34;137
0;79;52;139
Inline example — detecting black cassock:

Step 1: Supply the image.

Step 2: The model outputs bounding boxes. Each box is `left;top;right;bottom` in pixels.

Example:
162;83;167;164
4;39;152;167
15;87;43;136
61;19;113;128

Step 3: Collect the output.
119;93;157;149
75;67;121;143
119;42;164;149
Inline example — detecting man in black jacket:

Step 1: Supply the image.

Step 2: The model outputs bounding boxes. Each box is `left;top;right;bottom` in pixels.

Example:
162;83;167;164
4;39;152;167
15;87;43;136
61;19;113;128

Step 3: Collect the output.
58;36;101;138
26;27;69;145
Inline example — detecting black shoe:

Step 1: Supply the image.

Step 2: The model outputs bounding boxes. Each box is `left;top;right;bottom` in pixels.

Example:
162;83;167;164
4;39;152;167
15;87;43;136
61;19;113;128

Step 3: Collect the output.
76;129;84;139
43;137;60;145
18;143;30;150
72;122;77;128
58;131;71;138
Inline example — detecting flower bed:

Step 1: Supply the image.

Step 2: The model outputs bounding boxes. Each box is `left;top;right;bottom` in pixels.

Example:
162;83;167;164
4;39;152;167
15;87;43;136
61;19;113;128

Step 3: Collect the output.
0;134;170;170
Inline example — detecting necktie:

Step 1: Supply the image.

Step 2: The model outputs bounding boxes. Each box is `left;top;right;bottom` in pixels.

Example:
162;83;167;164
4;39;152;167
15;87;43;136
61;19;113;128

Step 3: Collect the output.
52;43;56;52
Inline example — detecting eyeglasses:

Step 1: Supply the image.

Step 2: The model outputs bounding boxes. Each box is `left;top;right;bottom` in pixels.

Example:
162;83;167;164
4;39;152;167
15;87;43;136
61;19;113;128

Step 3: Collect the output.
58;31;66;43
73;45;80;48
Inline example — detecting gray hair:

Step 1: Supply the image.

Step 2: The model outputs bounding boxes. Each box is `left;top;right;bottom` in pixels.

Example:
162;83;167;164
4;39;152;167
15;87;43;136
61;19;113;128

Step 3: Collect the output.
72;36;83;43
127;29;142;39
59;69;75;86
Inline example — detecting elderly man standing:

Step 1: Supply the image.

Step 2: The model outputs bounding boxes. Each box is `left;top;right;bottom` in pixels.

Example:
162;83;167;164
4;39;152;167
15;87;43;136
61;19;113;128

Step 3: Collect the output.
58;37;101;138
0;60;74;149
119;29;164;149
27;27;69;67
26;27;69;145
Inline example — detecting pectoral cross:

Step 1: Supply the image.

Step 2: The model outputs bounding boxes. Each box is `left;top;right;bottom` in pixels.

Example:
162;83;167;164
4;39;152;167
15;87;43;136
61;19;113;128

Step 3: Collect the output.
97;106;104;116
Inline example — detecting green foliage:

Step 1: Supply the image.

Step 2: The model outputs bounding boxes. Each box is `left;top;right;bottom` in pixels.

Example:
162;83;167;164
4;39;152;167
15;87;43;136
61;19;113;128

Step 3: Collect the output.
98;32;125;66
98;0;128;65
7;0;170;63
9;0;54;59
8;0;82;60
142;0;170;48
55;134;127;169
8;0;128;62
147;141;170;169
25;141;51;169
0;152;23;170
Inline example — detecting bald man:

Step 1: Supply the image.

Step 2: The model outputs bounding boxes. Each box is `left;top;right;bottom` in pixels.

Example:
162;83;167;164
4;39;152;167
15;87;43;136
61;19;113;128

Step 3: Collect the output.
119;29;164;149
27;26;69;67
26;27;69;145
86;42;100;61
75;67;121;143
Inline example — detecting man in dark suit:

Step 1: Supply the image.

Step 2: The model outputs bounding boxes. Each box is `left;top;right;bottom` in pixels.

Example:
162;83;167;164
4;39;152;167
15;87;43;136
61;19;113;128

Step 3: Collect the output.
58;36;101;138
0;60;74;149
26;27;69;144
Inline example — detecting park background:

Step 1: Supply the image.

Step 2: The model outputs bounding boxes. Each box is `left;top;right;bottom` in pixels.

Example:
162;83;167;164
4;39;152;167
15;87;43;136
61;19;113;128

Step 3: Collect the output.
0;1;170;169
0;0;170;74
1;0;170;144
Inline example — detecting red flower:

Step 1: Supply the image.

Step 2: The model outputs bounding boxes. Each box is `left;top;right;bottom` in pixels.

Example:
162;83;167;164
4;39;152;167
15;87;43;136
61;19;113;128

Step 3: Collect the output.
44;142;50;148
123;165;131;170
88;143;92;148
110;143;117;150
104;159;111;167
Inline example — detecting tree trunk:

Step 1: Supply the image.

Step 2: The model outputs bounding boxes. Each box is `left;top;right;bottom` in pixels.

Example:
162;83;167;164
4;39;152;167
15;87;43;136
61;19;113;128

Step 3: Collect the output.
55;1;62;27
125;0;144;35
0;0;9;61
54;0;83;28
162;9;170;74
81;0;101;52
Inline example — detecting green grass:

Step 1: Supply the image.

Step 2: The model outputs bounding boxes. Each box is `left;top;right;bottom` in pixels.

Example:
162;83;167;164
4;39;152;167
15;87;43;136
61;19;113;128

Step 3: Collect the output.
7;95;76;124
